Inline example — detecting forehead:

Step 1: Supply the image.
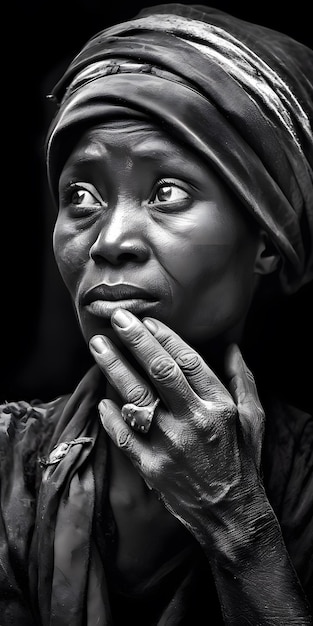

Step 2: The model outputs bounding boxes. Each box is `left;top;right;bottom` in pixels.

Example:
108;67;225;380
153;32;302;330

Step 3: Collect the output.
59;118;247;218
66;119;189;162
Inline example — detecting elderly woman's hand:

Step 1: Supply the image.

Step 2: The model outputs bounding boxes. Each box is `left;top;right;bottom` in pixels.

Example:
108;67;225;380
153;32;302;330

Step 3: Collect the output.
89;309;313;623
89;308;267;553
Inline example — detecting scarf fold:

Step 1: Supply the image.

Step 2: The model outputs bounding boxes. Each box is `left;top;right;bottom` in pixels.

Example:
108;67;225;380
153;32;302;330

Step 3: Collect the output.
28;365;113;626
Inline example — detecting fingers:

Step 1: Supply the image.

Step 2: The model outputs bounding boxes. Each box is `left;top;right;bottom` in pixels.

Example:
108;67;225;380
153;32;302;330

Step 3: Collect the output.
109;309;230;409
108;309;202;414
98;399;166;494
89;334;155;405
225;344;263;413
225;343;265;467
89;335;158;432
98;398;150;470
143;317;229;402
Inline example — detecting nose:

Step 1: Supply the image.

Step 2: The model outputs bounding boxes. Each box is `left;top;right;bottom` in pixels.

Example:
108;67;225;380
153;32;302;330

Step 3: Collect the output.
89;201;150;266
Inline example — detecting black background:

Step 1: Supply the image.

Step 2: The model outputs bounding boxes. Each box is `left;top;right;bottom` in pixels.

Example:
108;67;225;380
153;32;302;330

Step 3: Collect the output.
2;1;312;408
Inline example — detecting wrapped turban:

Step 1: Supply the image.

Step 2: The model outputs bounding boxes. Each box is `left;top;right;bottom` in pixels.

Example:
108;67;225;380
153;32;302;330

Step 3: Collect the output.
46;3;313;294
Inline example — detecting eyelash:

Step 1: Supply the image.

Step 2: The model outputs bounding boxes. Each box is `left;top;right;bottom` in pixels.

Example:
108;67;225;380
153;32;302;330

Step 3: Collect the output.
150;178;191;205
60;178;192;215
61;183;103;215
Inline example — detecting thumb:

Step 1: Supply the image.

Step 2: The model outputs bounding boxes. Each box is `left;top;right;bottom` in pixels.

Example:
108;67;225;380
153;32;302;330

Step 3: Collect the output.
225;344;265;470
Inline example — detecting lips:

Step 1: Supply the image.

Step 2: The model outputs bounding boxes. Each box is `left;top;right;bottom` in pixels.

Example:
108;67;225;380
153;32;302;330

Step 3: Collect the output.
82;283;157;305
81;282;159;319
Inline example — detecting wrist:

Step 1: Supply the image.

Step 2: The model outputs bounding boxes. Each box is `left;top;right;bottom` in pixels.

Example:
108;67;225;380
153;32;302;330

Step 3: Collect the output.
205;489;313;624
192;481;281;565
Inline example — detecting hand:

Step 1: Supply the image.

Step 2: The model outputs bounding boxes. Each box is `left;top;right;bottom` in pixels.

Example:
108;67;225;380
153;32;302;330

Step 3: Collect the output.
89;309;266;551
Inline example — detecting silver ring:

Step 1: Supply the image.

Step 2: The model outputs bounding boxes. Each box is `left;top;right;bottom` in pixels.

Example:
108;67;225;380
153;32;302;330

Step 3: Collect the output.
121;398;160;434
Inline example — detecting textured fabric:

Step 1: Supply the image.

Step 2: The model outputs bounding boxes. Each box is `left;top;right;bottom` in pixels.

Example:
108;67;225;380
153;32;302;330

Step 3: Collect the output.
0;368;222;625
1;366;312;624
46;3;313;294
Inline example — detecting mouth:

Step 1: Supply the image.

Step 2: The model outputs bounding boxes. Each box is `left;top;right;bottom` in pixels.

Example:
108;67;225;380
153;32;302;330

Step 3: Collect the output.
82;283;159;319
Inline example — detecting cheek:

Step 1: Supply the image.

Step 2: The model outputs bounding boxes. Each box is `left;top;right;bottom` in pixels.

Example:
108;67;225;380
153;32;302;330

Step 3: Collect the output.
166;243;235;284
158;210;259;339
190;239;258;336
158;205;242;286
53;218;90;294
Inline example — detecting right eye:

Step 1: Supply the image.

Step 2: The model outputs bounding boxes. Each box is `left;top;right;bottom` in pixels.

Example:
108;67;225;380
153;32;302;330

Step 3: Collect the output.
61;182;104;216
71;188;100;206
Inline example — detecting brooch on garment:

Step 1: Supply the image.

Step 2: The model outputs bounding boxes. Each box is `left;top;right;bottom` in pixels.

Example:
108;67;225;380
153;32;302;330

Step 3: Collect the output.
39;437;94;467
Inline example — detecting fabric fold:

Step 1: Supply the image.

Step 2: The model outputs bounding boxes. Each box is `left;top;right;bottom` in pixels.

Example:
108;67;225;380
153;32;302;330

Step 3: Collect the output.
28;366;106;625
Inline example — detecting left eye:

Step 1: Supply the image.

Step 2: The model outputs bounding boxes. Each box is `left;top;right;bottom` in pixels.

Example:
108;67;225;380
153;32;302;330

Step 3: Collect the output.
151;183;190;204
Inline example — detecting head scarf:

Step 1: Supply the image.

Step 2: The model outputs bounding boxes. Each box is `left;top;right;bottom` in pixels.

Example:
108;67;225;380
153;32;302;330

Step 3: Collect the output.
46;3;313;294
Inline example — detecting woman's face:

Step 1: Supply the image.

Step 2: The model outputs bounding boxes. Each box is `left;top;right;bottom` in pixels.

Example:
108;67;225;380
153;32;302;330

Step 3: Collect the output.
54;121;261;348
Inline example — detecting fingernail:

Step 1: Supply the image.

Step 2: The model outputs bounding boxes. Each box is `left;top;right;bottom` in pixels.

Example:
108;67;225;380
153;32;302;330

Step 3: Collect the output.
98;400;107;423
143;318;158;335
89;335;108;354
98;399;107;414
111;308;133;329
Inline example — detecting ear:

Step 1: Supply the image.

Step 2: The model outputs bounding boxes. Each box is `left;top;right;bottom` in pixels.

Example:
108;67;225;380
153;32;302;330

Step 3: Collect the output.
254;230;279;276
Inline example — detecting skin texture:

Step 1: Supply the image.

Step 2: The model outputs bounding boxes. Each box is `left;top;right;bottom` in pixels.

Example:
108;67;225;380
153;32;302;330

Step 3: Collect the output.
54;121;312;623
55;122;265;349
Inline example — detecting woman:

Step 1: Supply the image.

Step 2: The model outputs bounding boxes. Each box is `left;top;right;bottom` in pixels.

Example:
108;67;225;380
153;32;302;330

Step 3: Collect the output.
1;3;312;624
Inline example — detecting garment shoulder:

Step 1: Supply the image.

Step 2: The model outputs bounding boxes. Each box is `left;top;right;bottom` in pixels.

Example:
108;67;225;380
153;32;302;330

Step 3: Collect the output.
0;395;71;626
0;396;70;438
0;396;70;480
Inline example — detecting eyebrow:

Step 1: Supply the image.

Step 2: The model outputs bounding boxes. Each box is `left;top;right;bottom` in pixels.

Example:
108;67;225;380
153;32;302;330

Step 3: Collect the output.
76;129;182;159
63;143;190;174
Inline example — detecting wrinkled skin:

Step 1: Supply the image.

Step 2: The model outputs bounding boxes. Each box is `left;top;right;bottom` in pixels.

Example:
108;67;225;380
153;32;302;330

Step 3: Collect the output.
54;121;311;622
92;312;265;546
55;122;265;348
54;118;268;541
54;119;269;543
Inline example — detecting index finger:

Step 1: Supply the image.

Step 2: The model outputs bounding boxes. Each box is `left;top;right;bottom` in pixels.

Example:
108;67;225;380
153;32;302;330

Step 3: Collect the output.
111;309;230;404
143;317;230;402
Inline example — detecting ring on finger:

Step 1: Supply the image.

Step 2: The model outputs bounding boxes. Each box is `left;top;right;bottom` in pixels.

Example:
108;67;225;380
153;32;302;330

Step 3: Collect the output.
121;398;160;434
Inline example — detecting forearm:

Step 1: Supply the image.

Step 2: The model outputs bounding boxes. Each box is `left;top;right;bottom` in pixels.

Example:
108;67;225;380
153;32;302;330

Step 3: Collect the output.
193;493;312;624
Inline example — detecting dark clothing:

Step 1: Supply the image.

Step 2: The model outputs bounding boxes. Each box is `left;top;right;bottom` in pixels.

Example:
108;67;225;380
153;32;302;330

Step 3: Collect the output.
0;365;312;625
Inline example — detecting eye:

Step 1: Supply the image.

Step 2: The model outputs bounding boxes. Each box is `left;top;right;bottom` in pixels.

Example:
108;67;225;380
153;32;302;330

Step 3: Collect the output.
70;183;103;207
150;180;191;206
71;188;99;206
61;182;104;217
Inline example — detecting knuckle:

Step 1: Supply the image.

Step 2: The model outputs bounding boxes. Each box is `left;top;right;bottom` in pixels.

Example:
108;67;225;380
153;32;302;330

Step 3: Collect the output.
148;452;170;481
220;399;237;421
192;406;213;430
99;351;123;378
127;384;154;406
176;349;202;373
116;321;147;349
206;395;237;421
161;423;184;448
149;355;178;381
116;427;133;449
124;327;146;348
156;334;174;352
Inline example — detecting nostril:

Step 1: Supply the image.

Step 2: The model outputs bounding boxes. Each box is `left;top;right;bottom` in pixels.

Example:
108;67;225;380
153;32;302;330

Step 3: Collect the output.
91;250;144;266
89;236;150;265
118;252;139;263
